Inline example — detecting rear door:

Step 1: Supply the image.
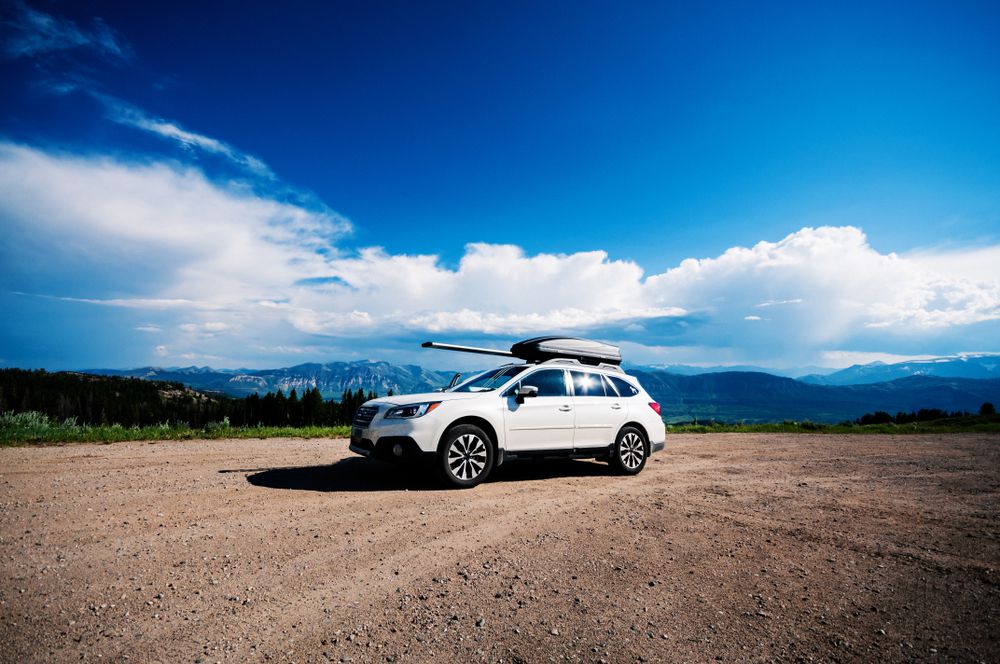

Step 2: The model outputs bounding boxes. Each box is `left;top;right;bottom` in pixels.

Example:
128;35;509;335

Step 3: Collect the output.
570;371;628;449
502;368;574;451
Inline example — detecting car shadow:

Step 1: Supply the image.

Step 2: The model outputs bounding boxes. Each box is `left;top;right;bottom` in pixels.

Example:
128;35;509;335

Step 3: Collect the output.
237;457;611;492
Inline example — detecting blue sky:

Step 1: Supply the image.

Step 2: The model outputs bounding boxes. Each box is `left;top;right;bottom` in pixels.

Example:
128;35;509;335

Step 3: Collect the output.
1;0;999;371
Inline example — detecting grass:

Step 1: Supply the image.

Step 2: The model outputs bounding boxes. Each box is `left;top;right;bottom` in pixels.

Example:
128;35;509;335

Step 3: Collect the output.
666;415;1000;434
0;411;352;446
3;410;999;446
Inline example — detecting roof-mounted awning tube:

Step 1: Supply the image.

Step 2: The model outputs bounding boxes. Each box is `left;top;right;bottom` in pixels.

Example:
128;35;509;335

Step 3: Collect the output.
422;336;622;366
420;341;514;358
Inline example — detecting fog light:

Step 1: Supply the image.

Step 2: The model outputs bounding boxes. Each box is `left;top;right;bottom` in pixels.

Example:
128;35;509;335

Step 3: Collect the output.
393;443;403;457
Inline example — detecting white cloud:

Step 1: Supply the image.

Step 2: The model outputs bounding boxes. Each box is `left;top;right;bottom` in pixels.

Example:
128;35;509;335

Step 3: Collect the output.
97;95;275;178
154;345;168;357
907;245;1000;283
178;321;232;338
286;243;686;335
756;298;802;308
819;350;940;367
2;142;999;366
1;2;130;61
644;226;1000;346
0;142;348;299
135;324;161;333
61;297;223;310
177;352;223;362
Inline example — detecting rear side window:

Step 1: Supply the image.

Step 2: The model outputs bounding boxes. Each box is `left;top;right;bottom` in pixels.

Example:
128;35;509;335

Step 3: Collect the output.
571;371;608;397
609;376;639;397
520;369;569;397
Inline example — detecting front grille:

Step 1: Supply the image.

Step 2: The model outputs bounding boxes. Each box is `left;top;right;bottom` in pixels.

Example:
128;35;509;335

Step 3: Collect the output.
353;405;378;427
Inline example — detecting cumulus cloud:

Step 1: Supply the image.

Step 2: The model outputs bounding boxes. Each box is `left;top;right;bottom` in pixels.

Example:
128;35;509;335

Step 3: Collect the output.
287;244;685;335
644;226;1000;344
1;2;130;61
2;142;999;366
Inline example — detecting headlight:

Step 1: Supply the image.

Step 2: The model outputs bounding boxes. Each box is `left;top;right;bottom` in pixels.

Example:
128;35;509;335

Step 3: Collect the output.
384;402;441;419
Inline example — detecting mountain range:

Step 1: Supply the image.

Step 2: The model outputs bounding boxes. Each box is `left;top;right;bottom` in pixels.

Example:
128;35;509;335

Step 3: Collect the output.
629;370;999;423
83;355;1000;424
88;361;455;399
798;354;1000;385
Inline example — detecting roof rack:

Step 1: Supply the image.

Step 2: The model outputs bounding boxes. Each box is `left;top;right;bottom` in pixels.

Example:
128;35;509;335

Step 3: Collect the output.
422;336;622;367
542;358;626;373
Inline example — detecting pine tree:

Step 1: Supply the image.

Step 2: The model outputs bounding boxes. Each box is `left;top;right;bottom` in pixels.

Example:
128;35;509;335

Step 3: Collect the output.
303;387;323;425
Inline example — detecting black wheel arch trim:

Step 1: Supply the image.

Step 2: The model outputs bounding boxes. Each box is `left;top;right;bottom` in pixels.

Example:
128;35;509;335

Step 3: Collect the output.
617;421;650;452
439;416;499;456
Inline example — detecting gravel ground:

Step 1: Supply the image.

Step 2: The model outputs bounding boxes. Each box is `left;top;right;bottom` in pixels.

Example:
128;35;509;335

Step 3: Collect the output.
1;433;998;663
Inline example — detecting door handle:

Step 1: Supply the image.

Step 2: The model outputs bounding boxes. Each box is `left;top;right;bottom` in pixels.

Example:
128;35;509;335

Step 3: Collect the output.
611;403;622;410
558;405;572;412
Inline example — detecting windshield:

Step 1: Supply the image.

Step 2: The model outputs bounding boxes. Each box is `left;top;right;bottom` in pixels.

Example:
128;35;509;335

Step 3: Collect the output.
450;364;528;392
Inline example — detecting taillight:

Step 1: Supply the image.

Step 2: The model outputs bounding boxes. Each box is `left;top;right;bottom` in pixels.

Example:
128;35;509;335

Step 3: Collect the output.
648;402;661;415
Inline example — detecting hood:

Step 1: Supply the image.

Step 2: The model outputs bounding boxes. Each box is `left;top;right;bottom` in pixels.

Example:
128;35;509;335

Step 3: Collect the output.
365;391;485;407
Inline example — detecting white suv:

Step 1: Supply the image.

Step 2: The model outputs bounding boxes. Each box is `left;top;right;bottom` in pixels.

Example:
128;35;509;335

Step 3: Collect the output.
349;338;665;488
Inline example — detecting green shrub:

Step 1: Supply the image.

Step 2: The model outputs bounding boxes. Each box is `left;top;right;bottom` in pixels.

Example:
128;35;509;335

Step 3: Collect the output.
1;410;351;445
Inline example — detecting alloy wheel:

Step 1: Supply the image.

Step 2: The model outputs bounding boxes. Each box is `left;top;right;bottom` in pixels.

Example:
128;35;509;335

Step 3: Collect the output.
447;433;488;481
619;431;645;470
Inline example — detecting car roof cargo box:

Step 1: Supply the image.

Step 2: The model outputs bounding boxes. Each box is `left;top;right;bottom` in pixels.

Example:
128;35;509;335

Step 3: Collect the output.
421;337;622;366
509;337;622;366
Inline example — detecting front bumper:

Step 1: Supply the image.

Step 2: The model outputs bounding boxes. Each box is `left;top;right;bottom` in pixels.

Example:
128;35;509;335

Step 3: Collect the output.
350;408;445;460
349;434;432;463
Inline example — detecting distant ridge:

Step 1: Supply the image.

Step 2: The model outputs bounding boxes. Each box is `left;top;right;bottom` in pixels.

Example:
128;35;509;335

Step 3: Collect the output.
87;361;455;400
800;354;1000;385
627;363;834;379
80;360;1000;424
629;370;1000;423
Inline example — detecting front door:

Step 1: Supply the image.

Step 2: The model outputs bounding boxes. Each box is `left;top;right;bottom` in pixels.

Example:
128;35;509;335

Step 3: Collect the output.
503;368;574;451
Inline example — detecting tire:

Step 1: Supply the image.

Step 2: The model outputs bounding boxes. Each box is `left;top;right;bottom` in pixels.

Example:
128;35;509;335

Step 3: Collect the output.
436;424;494;488
609;426;648;475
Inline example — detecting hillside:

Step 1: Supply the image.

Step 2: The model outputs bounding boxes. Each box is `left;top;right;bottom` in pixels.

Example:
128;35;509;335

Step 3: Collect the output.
0;369;368;428
0;368;223;426
631;370;1000;423
627;363;833;379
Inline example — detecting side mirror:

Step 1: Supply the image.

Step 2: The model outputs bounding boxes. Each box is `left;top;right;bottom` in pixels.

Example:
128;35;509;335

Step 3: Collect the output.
516;385;539;403
447;372;462;389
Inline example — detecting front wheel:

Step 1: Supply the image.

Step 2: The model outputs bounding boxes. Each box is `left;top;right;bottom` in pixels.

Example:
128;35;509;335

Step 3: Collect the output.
609;426;647;475
437;424;494;488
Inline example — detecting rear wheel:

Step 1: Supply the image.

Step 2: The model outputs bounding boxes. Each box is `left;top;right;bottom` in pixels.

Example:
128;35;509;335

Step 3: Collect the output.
609;426;647;475
437;424;494;488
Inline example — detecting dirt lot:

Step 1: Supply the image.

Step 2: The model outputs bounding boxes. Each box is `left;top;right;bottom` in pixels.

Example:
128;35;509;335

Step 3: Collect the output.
1;434;998;663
